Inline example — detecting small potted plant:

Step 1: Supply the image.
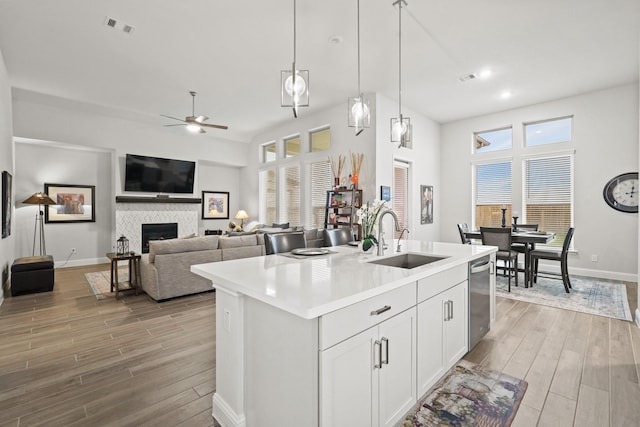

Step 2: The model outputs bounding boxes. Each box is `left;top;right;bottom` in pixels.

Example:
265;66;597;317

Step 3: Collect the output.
356;199;387;252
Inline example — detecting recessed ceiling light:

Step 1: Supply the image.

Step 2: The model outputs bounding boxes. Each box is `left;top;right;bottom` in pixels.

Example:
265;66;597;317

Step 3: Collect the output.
500;91;512;99
478;69;492;79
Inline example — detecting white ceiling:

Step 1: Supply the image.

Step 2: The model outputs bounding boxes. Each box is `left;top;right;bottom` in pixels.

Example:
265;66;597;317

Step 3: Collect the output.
0;0;638;142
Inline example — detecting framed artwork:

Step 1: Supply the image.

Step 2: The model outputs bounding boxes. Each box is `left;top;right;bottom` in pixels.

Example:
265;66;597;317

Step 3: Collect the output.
202;191;230;219
2;171;12;238
380;185;391;201
420;185;433;224
44;183;95;223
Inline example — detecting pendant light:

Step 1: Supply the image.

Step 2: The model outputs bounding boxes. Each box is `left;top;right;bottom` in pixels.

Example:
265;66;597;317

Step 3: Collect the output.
347;0;370;136
390;0;411;148
281;0;309;118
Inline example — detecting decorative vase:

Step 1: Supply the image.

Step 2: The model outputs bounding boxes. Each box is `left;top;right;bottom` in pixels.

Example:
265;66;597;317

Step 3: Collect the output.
334;177;340;189
359;236;376;253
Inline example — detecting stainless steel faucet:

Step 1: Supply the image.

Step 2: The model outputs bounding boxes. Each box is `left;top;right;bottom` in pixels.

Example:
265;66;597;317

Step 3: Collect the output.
397;228;410;251
377;209;401;255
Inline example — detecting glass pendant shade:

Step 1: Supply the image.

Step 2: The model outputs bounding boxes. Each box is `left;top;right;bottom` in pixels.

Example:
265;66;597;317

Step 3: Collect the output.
281;68;309;115
348;95;370;133
390;116;412;148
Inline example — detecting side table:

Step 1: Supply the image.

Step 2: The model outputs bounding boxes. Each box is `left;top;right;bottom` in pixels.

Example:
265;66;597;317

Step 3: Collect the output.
106;252;141;300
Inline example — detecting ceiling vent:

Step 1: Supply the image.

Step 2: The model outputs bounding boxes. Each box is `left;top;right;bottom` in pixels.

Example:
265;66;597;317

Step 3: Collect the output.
104;16;135;35
458;73;478;83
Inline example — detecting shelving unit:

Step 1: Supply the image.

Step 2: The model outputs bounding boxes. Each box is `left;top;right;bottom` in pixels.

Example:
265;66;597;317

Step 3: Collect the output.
323;189;362;240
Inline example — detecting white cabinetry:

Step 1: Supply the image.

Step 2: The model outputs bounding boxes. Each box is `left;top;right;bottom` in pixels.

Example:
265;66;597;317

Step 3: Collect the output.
416;264;468;397
320;288;417;427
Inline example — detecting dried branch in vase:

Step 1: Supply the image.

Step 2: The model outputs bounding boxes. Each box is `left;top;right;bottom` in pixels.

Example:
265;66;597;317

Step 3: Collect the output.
329;154;345;179
350;152;364;177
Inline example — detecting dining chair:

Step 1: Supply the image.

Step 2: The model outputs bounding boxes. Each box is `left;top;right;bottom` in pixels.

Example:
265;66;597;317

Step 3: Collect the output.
264;231;307;255
511;223;539;254
530;227;575;293
480;227;518;291
324;228;354;247
457;223;471;244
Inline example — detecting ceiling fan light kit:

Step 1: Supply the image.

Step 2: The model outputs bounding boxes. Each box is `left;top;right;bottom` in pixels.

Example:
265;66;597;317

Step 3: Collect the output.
281;0;309;118
347;0;370;136
390;0;412;148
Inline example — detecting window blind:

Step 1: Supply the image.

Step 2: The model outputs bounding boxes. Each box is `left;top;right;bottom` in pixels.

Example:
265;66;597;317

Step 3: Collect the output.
524;154;573;247
475;161;512;228
393;162;409;239
260;169;277;224
310;159;332;228
281;165;300;225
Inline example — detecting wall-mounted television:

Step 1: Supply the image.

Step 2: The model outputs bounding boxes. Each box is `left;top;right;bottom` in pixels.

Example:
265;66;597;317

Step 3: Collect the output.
124;154;196;194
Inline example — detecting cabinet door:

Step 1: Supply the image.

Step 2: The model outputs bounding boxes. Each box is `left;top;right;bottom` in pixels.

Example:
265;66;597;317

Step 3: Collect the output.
417;294;445;397
320;326;378;427
443;281;468;370
378;307;417;427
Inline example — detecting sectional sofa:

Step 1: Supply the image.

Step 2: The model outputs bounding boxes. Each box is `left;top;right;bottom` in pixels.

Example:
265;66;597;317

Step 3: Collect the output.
139;229;325;301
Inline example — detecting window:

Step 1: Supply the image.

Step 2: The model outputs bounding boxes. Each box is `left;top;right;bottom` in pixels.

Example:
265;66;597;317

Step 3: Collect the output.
284;136;301;158
263;142;276;163
525;117;572;147
393;161;409;238
523;154;573;247
310;159;332;228
474;161;512;228
310;128;331;152
260;169;277;224
474;127;512;153
281;165;300;225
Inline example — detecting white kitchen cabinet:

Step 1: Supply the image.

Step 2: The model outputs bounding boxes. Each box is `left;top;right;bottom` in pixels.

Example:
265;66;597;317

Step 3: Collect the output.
320;307;417;427
417;280;468;397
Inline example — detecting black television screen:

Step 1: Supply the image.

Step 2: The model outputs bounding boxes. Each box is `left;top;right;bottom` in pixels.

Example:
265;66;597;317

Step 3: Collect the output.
124;154;196;194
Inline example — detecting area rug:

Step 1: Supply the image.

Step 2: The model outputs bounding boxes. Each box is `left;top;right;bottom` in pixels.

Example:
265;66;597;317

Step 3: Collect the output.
398;359;527;427
84;270;131;300
496;274;632;321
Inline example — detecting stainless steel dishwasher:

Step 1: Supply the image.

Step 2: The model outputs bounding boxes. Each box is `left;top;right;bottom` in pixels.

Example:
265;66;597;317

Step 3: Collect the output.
469;256;491;350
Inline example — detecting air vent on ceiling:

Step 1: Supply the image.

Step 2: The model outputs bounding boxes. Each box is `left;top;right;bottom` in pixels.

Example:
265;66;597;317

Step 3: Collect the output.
104;16;135;35
458;73;478;83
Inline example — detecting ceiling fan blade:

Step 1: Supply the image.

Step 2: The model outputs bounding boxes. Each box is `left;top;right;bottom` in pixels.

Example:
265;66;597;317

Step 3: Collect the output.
195;115;209;123
160;115;187;123
164;123;186;127
201;123;229;130
199;128;206;134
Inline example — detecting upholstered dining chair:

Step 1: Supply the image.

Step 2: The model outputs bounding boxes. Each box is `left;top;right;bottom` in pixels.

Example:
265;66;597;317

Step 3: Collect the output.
480;227;518;292
324;228;354;247
264;231;307;255
457;223;471;244
530;227;575;293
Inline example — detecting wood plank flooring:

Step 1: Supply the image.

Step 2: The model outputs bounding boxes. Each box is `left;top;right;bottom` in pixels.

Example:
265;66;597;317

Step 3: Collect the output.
1;264;639;426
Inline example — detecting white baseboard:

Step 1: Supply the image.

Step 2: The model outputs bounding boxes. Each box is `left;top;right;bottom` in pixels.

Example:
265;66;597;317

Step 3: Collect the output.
212;394;246;427
54;257;109;269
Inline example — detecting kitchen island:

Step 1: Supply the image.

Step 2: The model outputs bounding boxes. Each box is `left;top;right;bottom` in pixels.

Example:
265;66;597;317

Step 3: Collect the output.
192;240;497;427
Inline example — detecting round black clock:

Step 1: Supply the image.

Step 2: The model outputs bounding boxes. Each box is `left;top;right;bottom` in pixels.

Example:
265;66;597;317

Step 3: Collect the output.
603;172;639;213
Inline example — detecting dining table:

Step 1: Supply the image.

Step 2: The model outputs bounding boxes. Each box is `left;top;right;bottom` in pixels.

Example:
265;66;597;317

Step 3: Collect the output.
464;229;556;288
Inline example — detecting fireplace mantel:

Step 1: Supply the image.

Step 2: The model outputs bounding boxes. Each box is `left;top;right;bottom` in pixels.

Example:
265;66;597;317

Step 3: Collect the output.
116;196;201;204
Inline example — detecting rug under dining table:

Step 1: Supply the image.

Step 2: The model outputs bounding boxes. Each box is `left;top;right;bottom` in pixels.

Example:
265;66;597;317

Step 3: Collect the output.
495;274;632;321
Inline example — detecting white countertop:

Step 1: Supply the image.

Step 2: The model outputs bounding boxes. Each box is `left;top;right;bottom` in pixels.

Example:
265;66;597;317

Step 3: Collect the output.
191;240;496;319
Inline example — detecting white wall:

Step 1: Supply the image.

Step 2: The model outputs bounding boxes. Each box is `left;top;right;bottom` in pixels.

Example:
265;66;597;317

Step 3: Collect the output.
375;93;441;242
441;84;639;280
0;49;14;305
14;142;112;266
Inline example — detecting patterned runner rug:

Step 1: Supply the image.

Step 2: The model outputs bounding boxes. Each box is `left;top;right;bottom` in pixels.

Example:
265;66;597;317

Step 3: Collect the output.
84;270;131;300
496;274;632;321
398;359;527;427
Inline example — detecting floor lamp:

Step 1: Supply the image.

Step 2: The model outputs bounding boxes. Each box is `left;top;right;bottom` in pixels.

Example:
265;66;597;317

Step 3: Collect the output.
23;192;56;256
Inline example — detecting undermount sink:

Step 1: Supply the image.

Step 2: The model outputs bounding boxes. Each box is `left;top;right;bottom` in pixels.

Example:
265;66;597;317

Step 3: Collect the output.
368;253;449;269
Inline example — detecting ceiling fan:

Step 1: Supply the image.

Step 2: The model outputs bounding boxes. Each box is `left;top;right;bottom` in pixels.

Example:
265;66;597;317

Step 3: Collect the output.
161;91;228;133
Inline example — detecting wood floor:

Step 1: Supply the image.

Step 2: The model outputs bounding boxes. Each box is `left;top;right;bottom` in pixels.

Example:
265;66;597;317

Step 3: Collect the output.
1;264;639;426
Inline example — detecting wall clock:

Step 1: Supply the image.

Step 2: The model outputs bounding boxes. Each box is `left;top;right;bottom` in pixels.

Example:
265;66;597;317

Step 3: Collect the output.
602;172;639;213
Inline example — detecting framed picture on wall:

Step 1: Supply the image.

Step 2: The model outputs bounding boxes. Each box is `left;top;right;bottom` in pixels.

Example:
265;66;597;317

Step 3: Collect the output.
202;191;230;219
2;171;12;238
380;185;391;201
44;183;96;223
420;185;433;224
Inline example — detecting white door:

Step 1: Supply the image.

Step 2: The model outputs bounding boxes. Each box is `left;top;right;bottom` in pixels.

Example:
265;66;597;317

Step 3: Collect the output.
320;326;378;427
378;307;417;427
443;281;468;370
416;294;445;397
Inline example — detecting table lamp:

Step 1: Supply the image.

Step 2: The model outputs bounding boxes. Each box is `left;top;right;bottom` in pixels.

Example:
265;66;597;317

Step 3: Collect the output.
234;210;249;228
22;192;56;256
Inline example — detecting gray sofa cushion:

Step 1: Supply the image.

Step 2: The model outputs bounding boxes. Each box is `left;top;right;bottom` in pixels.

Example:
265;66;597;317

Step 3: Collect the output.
149;235;219;263
218;234;258;248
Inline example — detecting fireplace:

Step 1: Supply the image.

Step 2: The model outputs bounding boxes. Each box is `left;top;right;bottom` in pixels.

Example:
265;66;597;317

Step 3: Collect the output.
142;223;178;253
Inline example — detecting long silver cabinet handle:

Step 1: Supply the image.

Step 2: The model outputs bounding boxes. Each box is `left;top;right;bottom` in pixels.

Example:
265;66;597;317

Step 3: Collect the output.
450;299;454;319
374;340;382;369
490;260;495;276
381;337;389;365
443;300;449;321
370;305;391;316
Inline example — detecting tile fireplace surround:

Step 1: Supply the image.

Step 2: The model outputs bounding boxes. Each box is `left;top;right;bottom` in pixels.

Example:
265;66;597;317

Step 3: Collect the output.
115;197;200;254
